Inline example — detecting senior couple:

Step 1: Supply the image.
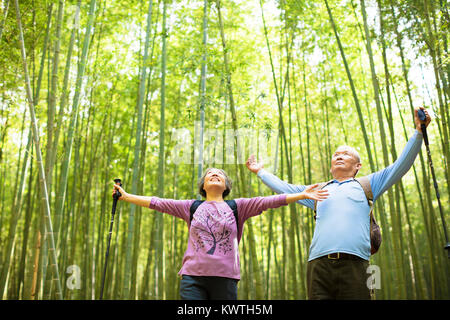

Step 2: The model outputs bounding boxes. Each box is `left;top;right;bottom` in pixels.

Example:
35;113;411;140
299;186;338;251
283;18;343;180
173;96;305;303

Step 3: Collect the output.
113;107;430;300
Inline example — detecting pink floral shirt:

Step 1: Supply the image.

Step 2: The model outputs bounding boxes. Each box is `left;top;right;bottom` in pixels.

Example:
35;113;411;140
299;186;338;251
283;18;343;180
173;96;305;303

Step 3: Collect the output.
149;195;287;280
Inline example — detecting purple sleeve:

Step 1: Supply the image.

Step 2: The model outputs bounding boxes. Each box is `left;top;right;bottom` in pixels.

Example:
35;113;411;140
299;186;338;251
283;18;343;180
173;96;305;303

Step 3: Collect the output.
149;197;194;222
235;194;287;222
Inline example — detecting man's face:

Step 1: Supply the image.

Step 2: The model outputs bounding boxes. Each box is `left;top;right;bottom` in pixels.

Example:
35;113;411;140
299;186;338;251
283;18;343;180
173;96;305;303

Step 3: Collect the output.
330;146;362;178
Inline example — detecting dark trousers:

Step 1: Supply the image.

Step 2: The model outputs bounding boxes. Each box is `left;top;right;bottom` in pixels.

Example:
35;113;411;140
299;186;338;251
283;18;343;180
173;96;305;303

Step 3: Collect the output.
307;254;371;300
180;275;238;300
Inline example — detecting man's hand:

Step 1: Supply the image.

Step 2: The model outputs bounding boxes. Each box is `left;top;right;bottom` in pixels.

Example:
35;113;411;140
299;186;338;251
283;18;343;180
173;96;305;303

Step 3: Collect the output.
246;154;263;174
414;107;431;133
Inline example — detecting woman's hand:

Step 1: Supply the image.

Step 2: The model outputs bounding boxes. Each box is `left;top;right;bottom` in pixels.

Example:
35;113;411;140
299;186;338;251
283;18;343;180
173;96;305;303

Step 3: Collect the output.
112;184;127;201
111;185;153;207
285;184;329;204
301;184;329;201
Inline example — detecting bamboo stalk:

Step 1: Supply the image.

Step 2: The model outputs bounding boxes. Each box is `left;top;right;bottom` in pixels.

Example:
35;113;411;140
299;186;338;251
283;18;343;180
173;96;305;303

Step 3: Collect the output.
216;0;264;299
154;0;168;299
14;0;63;300
122;0;153;300
323;0;375;171
0;0;9;41
360;0;406;298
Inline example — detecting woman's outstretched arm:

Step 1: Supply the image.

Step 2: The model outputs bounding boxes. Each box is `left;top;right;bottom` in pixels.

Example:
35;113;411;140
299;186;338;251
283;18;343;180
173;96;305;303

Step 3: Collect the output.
112;184;192;221
113;184;152;207
236;184;329;222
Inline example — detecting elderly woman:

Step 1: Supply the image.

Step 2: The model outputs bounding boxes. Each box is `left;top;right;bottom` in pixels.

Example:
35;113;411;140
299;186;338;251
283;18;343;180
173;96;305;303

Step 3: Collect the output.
112;167;328;300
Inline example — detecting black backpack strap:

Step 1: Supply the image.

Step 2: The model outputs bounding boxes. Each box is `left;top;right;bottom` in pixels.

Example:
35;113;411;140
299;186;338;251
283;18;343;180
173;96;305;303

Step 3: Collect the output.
225;200;239;234
189;200;204;224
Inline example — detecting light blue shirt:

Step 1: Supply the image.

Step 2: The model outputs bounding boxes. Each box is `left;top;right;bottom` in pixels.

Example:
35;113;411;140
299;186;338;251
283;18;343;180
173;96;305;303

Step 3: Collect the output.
258;130;423;261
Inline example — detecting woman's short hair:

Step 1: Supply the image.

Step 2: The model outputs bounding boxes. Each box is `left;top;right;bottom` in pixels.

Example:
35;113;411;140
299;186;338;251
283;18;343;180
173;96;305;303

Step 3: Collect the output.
198;168;232;198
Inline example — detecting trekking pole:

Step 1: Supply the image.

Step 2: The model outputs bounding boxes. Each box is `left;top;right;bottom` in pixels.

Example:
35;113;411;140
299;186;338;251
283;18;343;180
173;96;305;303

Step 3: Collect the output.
418;109;450;258
99;178;122;299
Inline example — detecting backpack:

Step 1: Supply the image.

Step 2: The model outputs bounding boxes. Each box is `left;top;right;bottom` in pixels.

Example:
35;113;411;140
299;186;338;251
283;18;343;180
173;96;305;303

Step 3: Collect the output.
313;176;382;255
189;200;239;233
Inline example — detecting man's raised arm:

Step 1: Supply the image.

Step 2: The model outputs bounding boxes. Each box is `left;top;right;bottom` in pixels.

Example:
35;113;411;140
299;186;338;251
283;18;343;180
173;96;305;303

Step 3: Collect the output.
370;107;431;201
246;155;315;209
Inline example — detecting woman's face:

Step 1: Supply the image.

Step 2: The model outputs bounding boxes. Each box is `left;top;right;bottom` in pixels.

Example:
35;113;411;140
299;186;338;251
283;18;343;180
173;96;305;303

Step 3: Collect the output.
203;168;227;195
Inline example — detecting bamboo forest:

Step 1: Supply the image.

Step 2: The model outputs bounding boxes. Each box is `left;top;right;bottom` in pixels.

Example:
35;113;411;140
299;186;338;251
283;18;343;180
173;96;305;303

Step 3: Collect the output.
0;0;449;301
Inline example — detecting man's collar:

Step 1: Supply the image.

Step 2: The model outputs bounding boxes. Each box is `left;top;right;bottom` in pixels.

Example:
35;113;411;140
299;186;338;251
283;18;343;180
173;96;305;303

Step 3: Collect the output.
331;177;356;184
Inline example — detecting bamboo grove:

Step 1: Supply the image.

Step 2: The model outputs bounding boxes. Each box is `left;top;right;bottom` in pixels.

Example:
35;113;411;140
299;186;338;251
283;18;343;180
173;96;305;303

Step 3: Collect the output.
0;0;449;300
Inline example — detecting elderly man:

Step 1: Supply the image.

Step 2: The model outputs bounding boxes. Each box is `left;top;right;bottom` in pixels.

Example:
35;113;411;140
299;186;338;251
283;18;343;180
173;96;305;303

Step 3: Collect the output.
246;107;431;299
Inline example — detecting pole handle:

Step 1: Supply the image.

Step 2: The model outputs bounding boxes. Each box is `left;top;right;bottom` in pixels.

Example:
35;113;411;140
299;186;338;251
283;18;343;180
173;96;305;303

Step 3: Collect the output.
113;178;122;200
417;109;429;146
417;109;426;121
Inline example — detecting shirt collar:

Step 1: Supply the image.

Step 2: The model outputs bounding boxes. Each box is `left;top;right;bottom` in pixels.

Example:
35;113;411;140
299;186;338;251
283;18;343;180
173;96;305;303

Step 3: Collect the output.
331;178;356;185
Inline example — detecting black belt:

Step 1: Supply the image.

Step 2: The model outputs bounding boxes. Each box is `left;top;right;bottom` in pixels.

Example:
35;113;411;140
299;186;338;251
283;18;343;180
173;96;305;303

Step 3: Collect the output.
320;252;362;260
